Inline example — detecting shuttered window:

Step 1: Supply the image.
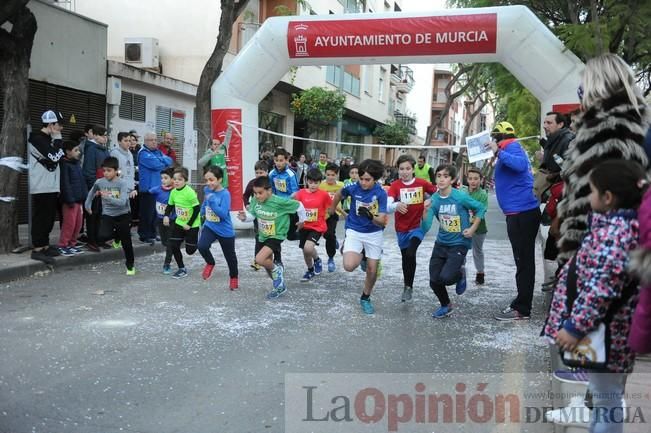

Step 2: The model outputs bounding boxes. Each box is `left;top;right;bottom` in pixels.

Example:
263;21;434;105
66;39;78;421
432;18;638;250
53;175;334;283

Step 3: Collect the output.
155;105;185;166
119;91;146;122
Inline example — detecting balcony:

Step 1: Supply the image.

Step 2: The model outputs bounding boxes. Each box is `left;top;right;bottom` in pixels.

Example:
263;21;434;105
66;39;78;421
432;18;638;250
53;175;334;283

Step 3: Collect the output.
390;64;415;93
394;111;417;135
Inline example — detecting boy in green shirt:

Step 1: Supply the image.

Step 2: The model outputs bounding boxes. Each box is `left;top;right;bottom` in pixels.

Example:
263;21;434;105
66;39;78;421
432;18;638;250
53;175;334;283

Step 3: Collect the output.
464;167;489;284
163;167;201;279
238;176;306;299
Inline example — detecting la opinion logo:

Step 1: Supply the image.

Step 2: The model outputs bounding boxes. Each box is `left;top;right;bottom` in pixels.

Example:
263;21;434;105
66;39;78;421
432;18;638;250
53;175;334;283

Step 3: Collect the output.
294;24;309;56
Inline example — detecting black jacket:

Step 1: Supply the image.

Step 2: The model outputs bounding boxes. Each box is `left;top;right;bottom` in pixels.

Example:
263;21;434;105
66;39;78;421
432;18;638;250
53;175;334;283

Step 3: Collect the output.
540;128;574;172
59;157;87;204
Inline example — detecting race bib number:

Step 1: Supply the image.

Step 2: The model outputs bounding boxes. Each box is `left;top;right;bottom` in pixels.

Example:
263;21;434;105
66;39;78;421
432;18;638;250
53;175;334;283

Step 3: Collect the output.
205;207;220;223
440;214;461;233
305;208;318;222
155;201;167;216
176;206;191;221
399;187;424;205
258;219;276;237
355;200;378;216
274;178;287;193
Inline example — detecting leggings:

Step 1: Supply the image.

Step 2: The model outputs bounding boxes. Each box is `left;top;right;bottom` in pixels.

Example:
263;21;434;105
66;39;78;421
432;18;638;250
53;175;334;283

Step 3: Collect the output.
400;236;422;288
324;215;339;259
158;220;174;266
198;227;238;278
98;213;134;269
169;224;199;269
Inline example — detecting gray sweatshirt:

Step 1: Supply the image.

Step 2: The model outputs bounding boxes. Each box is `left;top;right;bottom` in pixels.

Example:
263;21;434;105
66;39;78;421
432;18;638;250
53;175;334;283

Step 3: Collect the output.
110;146;136;191
85;177;131;216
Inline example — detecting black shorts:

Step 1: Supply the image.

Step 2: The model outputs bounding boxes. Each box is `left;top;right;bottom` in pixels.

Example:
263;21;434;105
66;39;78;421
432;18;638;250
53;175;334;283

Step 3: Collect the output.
256;237;283;257
299;229;322;249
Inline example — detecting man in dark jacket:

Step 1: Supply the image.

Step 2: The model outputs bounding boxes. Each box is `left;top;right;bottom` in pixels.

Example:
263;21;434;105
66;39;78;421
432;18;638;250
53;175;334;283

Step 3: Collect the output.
540;112;574;174
28;110;66;264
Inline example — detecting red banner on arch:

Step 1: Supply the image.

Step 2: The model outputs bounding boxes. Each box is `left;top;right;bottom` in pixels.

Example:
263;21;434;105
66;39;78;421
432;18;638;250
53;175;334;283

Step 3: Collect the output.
211;108;243;211
288;14;497;58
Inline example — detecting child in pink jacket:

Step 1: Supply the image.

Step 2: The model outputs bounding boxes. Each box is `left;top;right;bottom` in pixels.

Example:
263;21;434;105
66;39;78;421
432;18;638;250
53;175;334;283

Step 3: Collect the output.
630;187;651;354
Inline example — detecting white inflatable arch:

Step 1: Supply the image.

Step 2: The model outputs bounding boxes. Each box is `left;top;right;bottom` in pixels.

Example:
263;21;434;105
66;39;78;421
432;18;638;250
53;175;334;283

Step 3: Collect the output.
211;5;583;213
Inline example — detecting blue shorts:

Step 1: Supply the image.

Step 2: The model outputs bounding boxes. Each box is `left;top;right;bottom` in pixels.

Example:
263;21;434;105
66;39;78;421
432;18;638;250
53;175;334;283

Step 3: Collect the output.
396;228;424;250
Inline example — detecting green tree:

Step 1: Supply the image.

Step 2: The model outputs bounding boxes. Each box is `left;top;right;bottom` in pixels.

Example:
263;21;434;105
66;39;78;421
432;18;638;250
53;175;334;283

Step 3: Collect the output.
290;87;346;125
374;121;410;146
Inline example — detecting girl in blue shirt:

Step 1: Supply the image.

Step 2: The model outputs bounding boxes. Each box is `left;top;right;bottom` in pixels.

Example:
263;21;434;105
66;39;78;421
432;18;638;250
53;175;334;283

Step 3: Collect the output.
198;166;239;290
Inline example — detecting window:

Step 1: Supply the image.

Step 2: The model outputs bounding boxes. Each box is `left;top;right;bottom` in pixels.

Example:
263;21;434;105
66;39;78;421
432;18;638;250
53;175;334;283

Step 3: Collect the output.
258;110;285;154
378;67;386;102
118;91;146;122
155;105;185;165
326;65;360;97
364;66;374;95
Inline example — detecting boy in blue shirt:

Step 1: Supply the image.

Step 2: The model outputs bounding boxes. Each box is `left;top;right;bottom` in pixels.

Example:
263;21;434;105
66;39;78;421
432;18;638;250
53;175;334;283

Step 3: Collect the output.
422;164;486;318
150;167;175;274
330;159;388;315
269;148;299;241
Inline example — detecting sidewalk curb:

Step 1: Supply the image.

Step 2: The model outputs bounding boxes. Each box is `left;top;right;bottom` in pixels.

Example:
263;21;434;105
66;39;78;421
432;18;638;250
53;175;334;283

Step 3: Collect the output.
1;243;166;284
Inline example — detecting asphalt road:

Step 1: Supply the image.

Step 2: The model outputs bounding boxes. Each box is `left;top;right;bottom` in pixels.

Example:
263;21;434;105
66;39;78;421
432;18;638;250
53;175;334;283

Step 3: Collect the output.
0;193;552;433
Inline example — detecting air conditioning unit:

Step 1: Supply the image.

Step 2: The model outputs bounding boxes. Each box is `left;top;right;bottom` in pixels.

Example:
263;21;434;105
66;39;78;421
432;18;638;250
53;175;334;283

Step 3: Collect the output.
124;37;159;69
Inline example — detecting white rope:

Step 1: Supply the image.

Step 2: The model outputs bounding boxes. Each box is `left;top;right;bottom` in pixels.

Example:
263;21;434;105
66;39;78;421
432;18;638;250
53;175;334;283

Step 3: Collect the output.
0;157;28;171
226;120;541;149
0;197;17;202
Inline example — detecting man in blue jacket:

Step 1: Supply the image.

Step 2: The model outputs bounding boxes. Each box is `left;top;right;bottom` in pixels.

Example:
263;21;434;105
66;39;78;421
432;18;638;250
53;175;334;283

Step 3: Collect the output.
488;121;541;322
138;132;173;244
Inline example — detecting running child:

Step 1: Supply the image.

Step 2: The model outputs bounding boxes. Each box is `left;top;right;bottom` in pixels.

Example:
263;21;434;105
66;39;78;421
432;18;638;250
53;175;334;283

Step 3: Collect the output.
319;162;344;272
330;159;388;315
295;168;332;281
387;154;437;302
464;167;488;285
163;167;200;279
422;164;485;318
237;176;306;299
150;167;175;274
198;166;239;290
543;160;646;432
269;148;300;241
243;160;269;270
84;157;135;275
341;164;359;216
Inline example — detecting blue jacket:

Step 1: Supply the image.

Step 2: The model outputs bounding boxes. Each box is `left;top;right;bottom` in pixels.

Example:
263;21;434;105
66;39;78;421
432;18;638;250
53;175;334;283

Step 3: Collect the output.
82;140;110;189
138;147;173;192
59;157;87;204
269;165;299;198
201;187;235;238
494;138;539;214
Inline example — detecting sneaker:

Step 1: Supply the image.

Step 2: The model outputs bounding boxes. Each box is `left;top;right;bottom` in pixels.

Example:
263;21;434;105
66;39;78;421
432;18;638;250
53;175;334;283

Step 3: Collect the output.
313;258;323;275
545;396;591;425
172;268;188;279
202;264;215;280
553;369;589;385
266;284;287;299
432;305;453;318
360;298;375;314
163;264;172;275
86;243;100;253
271;264;284;289
250;260;260;271
401;286;413;302
112;240;122;249
57;247;75;257
494;306;530;321
31;250;55;265
327;258;336;273
455;267;467;295
68;246;84;255
44;246;61;257
475;272;485;285
229;277;239;290
126;267;136;276
301;270;315;282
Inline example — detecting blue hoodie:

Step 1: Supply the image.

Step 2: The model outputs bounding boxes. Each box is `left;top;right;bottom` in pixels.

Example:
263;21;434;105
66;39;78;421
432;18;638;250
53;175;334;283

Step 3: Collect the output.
494;138;539;214
201;186;234;238
138;147;173;192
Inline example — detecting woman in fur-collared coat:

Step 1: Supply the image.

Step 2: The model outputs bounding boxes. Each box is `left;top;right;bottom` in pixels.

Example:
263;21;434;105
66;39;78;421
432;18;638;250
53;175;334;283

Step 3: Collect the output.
556;53;650;263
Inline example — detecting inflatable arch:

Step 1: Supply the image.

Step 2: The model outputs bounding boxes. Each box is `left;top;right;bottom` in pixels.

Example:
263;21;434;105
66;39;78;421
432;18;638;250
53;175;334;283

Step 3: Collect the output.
211;5;584;214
